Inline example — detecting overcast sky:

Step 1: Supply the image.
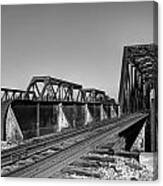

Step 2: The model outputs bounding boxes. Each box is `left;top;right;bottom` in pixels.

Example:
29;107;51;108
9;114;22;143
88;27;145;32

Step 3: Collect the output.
1;2;154;100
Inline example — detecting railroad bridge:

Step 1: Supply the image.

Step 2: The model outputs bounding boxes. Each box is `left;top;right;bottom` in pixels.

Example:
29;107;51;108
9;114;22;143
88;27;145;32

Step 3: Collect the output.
1;43;158;154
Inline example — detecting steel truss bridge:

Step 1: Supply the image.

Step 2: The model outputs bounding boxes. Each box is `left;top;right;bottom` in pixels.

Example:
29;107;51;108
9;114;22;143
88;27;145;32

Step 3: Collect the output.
1;43;158;153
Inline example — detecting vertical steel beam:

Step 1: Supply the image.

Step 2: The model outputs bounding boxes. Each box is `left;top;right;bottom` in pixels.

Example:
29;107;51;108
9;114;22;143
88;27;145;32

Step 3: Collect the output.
5;91;8;101
72;104;76;128
36;102;40;137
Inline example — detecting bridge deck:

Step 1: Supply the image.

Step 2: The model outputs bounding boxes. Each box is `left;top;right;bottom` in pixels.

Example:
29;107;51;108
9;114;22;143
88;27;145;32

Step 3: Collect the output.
1;113;148;177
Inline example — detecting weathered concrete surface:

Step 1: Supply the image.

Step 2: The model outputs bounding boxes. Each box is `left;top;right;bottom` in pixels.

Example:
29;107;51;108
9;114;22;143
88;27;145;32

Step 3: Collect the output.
1;100;118;141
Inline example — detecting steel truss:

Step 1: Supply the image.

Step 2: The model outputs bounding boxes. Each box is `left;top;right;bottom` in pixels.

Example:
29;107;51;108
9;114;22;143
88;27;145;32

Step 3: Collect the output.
24;76;85;102
1;76;116;105
1;88;35;102
118;44;158;114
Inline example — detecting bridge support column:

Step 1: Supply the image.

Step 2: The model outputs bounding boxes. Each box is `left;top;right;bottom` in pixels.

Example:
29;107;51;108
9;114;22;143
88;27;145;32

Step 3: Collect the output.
84;104;93;125
58;103;69;132
36;103;40;137
72;104;77;128
6;105;23;142
117;105;121;118
110;105;117;119
100;104;108;121
131;121;146;152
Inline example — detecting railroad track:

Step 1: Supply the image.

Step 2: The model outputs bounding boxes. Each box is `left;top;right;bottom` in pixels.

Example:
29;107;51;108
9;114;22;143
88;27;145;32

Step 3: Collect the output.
1;127;91;167
1;113;148;177
1;113;138;168
58;148;141;179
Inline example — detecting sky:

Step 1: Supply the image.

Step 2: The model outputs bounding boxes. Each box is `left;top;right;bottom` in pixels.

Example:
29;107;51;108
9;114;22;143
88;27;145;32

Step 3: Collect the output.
1;2;154;100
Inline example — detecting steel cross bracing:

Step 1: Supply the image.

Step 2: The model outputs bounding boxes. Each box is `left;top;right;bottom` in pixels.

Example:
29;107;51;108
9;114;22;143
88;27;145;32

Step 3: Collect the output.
118;44;158;114
24;76;85;102
83;88;107;103
1;76;116;105
1;88;35;102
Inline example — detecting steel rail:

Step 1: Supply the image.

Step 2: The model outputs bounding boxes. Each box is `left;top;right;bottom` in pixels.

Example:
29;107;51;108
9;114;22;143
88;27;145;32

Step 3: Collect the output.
1;114;134;167
2;113;148;177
